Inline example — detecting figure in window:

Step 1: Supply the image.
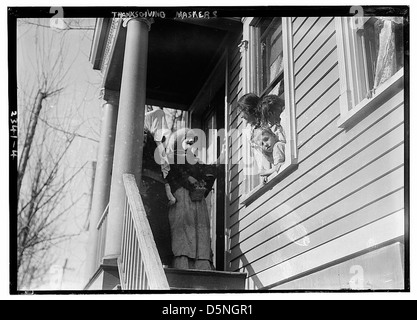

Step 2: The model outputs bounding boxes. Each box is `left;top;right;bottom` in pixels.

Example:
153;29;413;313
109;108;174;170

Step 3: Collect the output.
237;93;286;180
373;17;403;90
364;17;403;98
253;126;285;178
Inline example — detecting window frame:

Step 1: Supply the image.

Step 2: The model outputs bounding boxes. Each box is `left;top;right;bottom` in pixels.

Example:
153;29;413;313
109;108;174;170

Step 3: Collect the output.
335;16;405;129
240;16;298;206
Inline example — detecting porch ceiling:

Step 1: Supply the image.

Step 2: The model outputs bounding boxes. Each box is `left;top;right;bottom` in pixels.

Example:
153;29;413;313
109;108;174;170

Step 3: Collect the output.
103;18;240;111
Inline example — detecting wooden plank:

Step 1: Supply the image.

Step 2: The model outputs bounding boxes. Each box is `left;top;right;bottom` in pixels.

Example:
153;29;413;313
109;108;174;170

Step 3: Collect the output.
230;131;242;151
294;18;335;71
228;72;241;98
272;242;405;290
229;155;243;172
230;178;247;203
229;100;243;129
229;56;241;85
292;17;308;36
229;98;403;228
127;209;133;288
230;142;243;163
230;183;245;204
229;42;241;67
230;136;404;254
297;78;340;120
297;81;340;134
229;84;241;109
295;33;337;88
229;112;242;131
246;210;404;288
229;196;243;214
294;18;335;64
231;148;404;264
228;90;239;106
230;101;401;230
229;163;243;181
229;150;243;168
230;121;243;140
123;174;170;290
293;17;321;48
296;64;340;114
228;45;240;94
298;103;341;150
229;45;241;65
228;84;241;111
236;186;404;274
230;168;245;192
295;49;339;101
228;205;243;222
231;106;404;234
229;66;241;95
298;98;340;148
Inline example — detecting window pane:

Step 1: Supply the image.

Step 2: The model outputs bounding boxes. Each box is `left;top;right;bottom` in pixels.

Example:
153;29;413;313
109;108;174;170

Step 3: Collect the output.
361;17;404;98
260;18;283;92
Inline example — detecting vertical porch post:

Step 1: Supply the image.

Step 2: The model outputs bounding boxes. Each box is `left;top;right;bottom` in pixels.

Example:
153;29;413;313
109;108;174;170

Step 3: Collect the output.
104;18;153;259
85;89;119;281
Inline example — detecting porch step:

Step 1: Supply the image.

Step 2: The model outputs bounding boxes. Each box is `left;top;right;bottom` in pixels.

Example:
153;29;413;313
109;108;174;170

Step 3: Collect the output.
164;268;247;290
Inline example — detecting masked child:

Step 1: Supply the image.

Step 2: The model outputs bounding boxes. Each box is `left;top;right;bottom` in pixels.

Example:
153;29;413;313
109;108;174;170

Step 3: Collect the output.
253;126;286;177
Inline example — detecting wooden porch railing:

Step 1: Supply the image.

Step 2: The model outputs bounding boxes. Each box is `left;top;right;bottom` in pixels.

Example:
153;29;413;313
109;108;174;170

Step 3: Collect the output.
95;203;109;271
118;173;170;290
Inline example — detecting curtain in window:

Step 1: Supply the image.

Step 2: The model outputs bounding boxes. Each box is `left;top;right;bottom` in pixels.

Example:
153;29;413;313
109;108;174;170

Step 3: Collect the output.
373;17;403;89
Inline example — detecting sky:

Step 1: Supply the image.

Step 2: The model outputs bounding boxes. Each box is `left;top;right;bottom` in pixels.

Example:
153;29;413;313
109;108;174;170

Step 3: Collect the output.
15;17;103;290
2;0;417;301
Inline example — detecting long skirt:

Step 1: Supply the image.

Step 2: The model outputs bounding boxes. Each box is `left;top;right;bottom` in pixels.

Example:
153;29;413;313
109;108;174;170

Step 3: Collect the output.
168;187;213;270
140;176;173;266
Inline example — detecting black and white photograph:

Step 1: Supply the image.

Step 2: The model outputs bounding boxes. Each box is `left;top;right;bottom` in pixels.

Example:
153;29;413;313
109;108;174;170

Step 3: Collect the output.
5;2;413;302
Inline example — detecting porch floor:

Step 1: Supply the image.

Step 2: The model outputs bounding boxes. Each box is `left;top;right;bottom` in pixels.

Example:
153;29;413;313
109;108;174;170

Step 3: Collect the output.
164;267;247;290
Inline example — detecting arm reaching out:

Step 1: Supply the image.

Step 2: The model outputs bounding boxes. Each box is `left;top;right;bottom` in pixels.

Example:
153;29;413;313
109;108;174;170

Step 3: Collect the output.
165;183;176;206
259;163;282;177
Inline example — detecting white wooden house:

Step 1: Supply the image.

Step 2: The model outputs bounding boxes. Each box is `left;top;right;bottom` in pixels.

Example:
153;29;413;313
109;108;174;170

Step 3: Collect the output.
84;11;407;291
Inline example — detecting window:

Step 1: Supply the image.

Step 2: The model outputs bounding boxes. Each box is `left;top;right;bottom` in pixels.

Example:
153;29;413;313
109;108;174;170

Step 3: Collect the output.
240;17;298;205
335;16;404;128
259;17;285;97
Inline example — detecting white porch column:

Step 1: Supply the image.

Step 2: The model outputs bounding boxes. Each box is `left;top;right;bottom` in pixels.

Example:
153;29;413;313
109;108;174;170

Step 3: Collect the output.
85;89;119;281
104;18;153;259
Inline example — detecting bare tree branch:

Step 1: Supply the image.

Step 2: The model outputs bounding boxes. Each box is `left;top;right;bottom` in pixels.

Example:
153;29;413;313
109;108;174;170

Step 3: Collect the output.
38;116;99;143
19;19;95;31
16;18;100;289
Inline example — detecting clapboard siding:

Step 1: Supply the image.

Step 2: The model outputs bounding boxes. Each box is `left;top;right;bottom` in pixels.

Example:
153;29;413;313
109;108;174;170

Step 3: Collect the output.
294;18;334;66
233;100;404;287
230;135;243;157
238;187;404;274
225;17;405;289
295;35;337;90
229;94;403;235
230;163;243;182
272;241;404;290
229;169;245;195
227;36;245;219
230;140;404;267
230;122;243;145
230;113;404;252
292;17;308;36
296;65;340;117
293;17;320;48
252;210;404;288
295;49;338;100
297;81;340;134
256;210;404;289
